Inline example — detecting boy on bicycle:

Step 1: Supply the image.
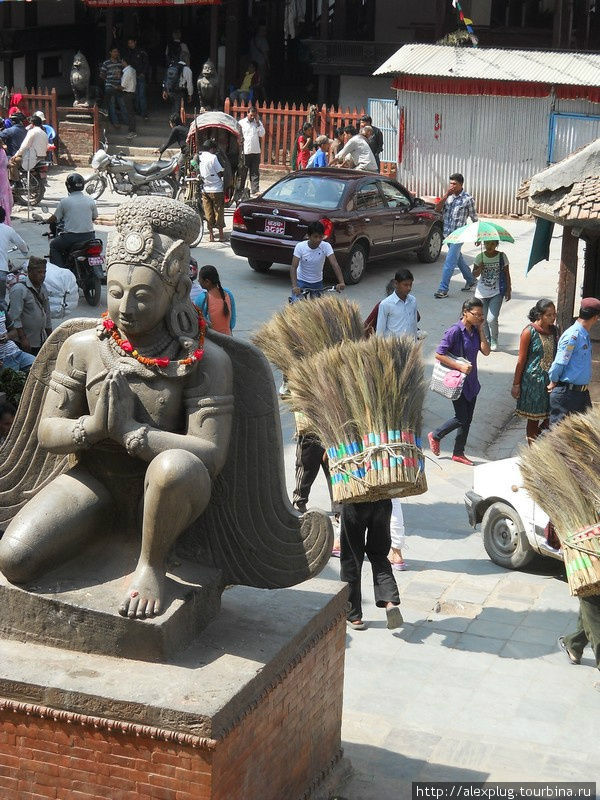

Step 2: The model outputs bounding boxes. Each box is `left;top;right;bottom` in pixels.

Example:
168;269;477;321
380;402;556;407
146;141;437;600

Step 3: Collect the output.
290;220;345;299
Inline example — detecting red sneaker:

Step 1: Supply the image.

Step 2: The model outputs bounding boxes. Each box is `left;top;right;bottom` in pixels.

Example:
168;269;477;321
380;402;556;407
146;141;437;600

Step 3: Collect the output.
427;432;440;456
452;454;474;466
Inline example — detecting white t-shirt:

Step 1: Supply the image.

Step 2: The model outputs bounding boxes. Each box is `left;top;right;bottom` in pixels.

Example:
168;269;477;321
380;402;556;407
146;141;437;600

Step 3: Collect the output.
121;65;137;93
474;251;505;299
199;152;224;193
293;240;334;283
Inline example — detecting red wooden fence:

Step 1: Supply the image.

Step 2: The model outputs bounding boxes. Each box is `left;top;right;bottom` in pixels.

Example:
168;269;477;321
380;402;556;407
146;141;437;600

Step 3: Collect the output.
0;87;58;135
223;99;368;171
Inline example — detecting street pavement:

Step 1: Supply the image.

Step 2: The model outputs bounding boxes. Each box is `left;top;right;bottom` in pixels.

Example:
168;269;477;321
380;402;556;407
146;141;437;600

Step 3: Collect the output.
9;170;599;797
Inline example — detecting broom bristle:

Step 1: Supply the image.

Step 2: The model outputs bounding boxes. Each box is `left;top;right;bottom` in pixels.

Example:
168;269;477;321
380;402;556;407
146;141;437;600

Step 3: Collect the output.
252;294;365;372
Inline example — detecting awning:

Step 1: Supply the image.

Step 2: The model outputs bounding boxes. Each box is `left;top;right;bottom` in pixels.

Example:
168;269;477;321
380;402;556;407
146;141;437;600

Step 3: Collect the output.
82;0;219;6
527;218;555;273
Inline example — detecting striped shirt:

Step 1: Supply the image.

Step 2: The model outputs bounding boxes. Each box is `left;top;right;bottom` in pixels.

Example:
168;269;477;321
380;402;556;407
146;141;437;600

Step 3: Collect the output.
100;59;123;89
443;190;478;236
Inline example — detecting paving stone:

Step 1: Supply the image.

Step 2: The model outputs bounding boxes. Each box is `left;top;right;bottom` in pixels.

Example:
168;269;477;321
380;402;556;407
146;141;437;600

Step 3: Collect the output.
511;624;564;645
453;633;505;655
466;619;518;639
499;639;555;660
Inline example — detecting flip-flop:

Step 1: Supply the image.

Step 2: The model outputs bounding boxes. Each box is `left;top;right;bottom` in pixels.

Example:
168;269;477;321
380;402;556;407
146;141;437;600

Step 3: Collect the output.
347;619;366;630
391;560;407;571
386;606;403;629
557;636;580;665
331;548;341;558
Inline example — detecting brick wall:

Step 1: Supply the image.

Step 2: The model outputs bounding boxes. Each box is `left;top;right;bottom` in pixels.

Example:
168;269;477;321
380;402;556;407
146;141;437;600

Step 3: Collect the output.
0;616;346;800
57;122;95;167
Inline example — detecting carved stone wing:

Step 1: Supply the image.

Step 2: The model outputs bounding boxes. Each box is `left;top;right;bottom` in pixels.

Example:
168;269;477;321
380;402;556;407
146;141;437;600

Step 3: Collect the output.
177;331;333;589
0;318;95;529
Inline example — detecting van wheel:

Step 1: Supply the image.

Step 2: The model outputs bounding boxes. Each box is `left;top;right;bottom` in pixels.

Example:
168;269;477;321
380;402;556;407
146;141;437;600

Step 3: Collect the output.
344;243;367;285
482;502;535;569
248;259;272;272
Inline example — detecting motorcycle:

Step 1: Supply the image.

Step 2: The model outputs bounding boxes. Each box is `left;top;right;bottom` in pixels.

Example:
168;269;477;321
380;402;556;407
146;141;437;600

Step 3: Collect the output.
84;131;182;201
34;211;105;307
11;148;54;207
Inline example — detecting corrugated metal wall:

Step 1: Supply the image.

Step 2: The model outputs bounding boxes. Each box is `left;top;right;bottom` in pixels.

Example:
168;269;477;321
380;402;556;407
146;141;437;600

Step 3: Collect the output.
397;91;551;216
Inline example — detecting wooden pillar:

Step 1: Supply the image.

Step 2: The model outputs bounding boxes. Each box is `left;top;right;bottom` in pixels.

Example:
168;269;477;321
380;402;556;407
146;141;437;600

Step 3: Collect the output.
224;1;240;91
317;0;329;106
209;4;219;65
557;226;578;332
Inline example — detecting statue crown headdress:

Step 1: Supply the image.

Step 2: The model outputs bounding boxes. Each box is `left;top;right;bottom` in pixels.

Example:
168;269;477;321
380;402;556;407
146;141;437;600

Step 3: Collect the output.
106;196;201;287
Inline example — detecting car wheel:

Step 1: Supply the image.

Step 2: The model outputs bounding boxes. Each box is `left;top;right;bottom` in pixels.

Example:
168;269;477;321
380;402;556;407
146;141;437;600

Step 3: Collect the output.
248;259;273;273
344;243;367;285
416;225;443;263
482;501;535;569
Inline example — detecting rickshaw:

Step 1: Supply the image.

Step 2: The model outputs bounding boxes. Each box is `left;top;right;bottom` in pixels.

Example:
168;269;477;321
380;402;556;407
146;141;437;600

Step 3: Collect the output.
177;111;250;246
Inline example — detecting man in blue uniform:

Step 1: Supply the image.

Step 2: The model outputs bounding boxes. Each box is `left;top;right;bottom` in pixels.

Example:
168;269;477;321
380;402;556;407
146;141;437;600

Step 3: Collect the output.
547;297;600;425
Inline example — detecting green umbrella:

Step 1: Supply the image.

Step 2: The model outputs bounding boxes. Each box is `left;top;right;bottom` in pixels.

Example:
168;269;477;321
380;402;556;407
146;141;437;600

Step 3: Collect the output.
443;220;515;245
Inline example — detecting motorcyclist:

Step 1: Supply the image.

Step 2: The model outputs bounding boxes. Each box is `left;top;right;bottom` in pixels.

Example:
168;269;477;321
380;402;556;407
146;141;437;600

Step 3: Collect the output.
46;173;98;268
9;115;48;181
0;113;27;159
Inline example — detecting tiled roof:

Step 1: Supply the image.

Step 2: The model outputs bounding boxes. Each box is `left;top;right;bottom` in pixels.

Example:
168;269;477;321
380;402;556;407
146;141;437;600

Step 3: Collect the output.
374;44;600;86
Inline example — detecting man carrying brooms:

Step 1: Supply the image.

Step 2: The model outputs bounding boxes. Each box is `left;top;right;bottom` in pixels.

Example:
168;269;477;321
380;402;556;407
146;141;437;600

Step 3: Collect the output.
548;297;600;678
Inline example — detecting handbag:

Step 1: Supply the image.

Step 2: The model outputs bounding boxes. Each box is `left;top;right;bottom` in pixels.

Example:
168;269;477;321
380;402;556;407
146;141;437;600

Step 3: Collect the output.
430;355;470;400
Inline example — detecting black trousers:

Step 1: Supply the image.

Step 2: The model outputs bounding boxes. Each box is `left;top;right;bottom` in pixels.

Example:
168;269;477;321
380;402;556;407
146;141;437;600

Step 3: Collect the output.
246;152;261;194
49;232;95;268
123;91;136;133
340;499;400;622
433;394;477;456
549;386;592;426
563;594;600;667
292;434;333;511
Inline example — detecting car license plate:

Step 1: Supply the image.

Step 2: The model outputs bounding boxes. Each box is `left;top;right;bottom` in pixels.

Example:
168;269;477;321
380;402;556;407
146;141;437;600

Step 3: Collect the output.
264;218;285;235
88;256;104;266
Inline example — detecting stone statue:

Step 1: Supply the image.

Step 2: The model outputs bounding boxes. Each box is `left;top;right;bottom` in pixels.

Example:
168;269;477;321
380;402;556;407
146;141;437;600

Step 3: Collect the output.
197;59;219;111
70;51;91;107
0;196;331;622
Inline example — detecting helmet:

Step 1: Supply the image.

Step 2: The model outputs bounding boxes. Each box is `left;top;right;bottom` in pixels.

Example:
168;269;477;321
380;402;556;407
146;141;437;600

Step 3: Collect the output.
33;110;46;122
9;112;25;124
65;173;85;192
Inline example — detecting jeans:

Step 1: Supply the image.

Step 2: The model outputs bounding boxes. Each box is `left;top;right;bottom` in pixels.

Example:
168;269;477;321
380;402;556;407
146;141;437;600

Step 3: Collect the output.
290;278;324;303
135;74;147;117
2;349;35;371
438;243;474;293
105;87;127;126
246;152;261;195
549;386;592;426
480;292;503;341
433;393;477;456
339;499;400;622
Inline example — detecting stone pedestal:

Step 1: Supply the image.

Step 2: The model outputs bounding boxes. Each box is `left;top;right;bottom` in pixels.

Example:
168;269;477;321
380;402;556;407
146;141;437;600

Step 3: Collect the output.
0;578;350;800
58;119;96;167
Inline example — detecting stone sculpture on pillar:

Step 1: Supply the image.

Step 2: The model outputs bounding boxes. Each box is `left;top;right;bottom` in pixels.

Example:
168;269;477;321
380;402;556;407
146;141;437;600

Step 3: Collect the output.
70;51;91;107
0;196;331;623
197;59;219;111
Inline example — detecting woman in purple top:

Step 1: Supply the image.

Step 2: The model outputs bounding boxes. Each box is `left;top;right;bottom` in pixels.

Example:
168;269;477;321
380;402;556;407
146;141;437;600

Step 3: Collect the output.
427;298;491;466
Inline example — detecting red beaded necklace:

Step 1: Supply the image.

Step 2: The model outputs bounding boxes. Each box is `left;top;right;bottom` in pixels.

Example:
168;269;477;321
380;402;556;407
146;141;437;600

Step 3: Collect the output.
101;311;206;368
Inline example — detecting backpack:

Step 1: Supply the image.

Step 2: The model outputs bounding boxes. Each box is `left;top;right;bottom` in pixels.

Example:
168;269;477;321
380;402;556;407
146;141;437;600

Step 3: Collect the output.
164;61;183;94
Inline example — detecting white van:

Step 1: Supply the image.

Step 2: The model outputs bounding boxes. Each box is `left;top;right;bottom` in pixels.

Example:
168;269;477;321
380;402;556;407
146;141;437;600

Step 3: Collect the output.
464;457;563;569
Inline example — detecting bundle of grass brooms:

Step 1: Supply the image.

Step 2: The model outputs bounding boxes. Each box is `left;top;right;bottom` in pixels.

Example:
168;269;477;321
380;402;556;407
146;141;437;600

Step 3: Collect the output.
520;406;600;597
253;294;427;503
252;293;365;371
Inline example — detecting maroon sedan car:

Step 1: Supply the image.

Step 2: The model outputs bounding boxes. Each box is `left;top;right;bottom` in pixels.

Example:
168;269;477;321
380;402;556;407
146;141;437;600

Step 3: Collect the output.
230;168;443;284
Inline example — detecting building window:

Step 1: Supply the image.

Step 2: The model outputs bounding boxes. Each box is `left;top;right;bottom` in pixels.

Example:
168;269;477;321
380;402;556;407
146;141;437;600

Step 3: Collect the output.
42;56;62;79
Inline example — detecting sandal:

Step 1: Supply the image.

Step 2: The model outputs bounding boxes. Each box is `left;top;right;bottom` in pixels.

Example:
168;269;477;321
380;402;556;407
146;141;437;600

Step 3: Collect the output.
391;560;407;571
347;619;366;630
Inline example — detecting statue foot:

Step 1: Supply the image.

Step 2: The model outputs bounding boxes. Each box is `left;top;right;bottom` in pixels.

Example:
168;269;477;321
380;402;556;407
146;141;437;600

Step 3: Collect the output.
119;563;165;619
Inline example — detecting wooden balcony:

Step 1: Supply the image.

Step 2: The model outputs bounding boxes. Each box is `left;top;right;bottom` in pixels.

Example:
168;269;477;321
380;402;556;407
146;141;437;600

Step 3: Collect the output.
301;39;400;76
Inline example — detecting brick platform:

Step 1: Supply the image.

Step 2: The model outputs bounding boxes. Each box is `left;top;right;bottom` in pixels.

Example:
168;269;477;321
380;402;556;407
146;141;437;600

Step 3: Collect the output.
0;579;349;800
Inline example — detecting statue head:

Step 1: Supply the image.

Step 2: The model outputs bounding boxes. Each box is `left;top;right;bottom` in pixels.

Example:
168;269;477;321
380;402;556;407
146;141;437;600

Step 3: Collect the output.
201;60;217;80
105;197;201;346
72;51;89;72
